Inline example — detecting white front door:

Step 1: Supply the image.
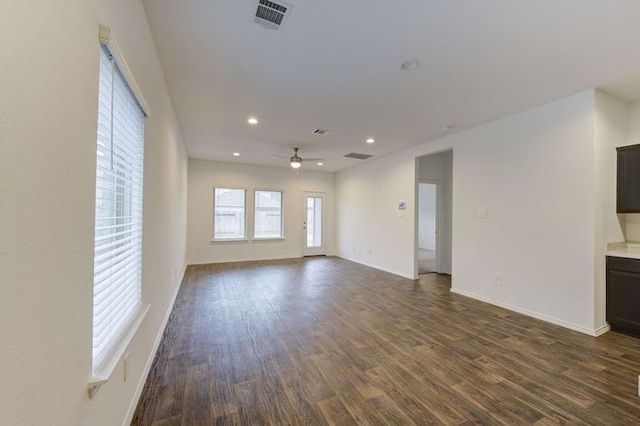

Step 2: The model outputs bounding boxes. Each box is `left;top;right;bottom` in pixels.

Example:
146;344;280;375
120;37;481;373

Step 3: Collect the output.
302;192;325;256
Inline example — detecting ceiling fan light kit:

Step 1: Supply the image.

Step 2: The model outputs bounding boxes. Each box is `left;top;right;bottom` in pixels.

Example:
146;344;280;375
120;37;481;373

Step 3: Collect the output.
272;147;324;170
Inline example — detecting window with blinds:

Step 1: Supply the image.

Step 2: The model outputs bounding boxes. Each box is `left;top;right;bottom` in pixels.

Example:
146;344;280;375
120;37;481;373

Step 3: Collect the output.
213;188;247;239
254;190;283;239
92;45;145;375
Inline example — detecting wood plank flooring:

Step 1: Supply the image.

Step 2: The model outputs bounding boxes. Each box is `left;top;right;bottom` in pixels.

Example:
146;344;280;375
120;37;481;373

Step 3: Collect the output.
132;257;640;425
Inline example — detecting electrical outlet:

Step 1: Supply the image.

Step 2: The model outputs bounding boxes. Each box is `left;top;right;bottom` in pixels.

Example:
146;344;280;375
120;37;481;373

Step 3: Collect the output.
493;275;502;286
124;353;130;383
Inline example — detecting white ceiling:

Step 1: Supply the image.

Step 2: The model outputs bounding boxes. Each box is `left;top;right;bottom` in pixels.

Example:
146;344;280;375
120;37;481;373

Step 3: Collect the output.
142;0;640;172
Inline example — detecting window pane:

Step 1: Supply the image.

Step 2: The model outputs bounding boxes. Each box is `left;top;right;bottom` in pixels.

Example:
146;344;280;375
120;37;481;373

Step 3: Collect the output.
214;188;246;239
306;197;322;248
254;191;283;238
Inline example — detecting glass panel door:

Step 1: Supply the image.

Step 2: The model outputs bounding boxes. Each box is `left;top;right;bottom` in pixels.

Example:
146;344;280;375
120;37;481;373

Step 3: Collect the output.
303;192;325;256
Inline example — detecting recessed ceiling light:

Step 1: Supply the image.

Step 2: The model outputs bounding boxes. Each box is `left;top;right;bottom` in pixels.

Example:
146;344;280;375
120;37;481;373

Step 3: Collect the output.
247;117;258;125
400;59;419;71
366;138;375;144
443;124;456;131
233;152;240;156
317;162;324;166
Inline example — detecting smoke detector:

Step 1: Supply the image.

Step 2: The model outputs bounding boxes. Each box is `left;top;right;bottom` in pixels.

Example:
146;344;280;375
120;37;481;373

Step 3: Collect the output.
254;0;292;31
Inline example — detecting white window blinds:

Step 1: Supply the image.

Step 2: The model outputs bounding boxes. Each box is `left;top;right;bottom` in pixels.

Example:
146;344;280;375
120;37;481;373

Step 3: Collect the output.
254;190;283;238
92;45;145;373
213;188;247;239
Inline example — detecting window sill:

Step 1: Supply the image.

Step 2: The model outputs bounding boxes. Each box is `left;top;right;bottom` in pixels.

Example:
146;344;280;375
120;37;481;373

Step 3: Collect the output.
252;237;285;241
88;304;150;399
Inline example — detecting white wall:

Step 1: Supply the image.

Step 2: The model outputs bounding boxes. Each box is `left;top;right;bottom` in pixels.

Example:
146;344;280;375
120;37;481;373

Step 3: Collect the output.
452;91;597;333
0;1;188;425
337;153;417;278
594;91;627;329
419;151;453;274
418;184;436;249
188;159;336;264
622;101;640;241
627;100;640;143
337;90;606;334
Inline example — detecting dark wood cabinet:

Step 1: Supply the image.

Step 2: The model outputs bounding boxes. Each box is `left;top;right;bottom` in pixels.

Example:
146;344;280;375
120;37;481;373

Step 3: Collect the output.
606;256;640;338
616;144;640;213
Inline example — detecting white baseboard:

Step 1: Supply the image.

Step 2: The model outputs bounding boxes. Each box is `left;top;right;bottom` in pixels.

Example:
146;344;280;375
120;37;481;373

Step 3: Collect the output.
451;287;609;337
188;252;340;266
122;263;187;426
336;255;415;280
593;323;611;336
189;254;301;265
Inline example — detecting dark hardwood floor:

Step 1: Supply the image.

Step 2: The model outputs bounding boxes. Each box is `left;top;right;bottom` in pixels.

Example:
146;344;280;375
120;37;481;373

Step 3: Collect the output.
132;257;640;425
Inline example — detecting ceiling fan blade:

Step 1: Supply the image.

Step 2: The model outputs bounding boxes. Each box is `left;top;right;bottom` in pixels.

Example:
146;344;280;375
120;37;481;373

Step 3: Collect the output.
271;154;290;159
303;157;325;162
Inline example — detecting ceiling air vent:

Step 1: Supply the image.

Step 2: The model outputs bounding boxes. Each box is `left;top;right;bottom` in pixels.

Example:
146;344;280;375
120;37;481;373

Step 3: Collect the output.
344;153;373;160
254;0;292;31
312;128;332;136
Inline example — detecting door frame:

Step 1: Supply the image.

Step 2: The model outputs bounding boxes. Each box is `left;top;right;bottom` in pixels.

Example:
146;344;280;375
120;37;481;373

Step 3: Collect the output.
302;191;327;256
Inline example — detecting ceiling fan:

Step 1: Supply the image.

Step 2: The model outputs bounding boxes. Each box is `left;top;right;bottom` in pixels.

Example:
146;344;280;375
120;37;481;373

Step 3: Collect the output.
272;147;324;169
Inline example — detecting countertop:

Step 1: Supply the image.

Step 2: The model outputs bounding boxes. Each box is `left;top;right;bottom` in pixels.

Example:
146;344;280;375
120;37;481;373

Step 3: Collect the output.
606;242;640;260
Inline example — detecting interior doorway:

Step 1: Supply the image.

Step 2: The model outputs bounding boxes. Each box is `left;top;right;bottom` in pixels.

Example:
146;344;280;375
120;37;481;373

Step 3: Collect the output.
418;182;438;274
415;150;453;278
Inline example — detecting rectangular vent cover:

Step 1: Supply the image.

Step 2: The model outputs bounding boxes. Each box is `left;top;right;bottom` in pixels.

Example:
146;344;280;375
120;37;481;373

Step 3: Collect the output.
344;153;373;160
312;129;331;136
255;0;292;31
